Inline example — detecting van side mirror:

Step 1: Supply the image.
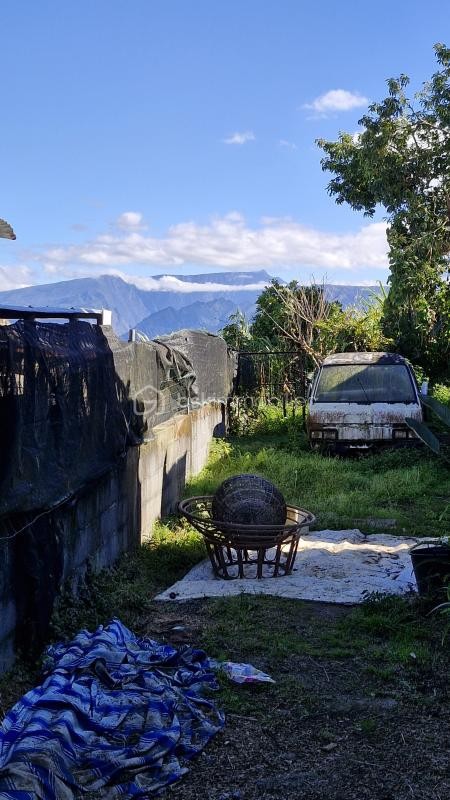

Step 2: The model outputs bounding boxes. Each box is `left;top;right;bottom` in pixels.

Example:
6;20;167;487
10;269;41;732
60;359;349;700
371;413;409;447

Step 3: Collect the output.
420;381;429;396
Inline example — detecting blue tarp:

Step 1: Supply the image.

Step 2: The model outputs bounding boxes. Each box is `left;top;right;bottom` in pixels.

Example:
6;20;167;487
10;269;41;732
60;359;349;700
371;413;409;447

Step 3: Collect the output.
0;619;225;798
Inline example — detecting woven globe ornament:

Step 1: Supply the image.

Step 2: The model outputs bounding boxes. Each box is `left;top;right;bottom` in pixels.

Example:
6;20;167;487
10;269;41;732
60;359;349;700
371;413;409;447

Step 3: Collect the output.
212;474;287;527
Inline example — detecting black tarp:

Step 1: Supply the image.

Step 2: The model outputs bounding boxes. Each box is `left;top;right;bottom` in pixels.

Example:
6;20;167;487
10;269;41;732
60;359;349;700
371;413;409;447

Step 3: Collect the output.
0;322;232;517
156;330;236;406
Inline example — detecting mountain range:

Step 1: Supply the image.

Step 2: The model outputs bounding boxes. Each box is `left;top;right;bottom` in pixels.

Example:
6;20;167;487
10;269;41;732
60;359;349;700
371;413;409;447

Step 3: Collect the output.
0;271;380;338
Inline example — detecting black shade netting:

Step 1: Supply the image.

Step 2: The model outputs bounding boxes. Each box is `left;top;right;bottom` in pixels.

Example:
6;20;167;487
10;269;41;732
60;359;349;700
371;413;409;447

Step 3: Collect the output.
156;330;237;406
0;322;230;517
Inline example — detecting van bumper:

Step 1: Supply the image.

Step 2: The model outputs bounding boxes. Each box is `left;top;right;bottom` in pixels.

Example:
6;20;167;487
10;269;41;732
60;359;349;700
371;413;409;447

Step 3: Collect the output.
310;437;421;453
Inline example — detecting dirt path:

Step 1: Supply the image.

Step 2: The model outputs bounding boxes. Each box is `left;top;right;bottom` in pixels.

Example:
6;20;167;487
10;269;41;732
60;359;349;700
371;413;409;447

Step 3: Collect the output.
1;593;448;800
145;598;449;800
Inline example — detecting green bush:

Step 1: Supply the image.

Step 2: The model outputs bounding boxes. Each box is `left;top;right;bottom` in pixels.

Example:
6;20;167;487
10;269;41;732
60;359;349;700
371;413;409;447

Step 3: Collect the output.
432;383;450;408
230;400;306;439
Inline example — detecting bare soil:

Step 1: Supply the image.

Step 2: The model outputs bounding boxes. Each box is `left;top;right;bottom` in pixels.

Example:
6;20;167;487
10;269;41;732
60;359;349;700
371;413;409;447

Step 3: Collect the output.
146;598;449;800
1;594;448;800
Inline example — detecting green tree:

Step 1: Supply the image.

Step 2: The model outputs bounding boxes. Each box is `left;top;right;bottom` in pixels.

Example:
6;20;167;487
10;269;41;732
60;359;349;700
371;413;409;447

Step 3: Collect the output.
252;279;337;368
250;279;290;348
319;285;392;354
318;43;450;380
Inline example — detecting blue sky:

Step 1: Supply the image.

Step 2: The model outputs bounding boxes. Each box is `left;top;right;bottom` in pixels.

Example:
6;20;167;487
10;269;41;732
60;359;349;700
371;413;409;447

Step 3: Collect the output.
0;1;448;291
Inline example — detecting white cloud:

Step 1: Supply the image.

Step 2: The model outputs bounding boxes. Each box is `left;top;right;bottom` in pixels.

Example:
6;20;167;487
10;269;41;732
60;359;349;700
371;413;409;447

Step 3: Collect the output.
331;279;381;286
304;89;369;114
116;211;145;230
30;261;269;293
41;212;388;276
121;274;269;293
279;139;298;150
223;131;255;145
350;129;366;144
0;265;33;292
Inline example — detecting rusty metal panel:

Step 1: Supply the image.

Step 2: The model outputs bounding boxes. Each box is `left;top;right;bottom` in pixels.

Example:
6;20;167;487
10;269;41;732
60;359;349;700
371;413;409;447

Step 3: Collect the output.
309;402;422;427
322;352;407;366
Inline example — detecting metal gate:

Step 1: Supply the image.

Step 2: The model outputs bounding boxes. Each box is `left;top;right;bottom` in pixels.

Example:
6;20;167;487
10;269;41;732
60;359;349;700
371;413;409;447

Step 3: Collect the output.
233;350;308;416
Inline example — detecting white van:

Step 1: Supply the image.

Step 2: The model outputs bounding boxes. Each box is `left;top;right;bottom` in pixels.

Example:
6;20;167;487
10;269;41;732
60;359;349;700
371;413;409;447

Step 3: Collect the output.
307;352;423;451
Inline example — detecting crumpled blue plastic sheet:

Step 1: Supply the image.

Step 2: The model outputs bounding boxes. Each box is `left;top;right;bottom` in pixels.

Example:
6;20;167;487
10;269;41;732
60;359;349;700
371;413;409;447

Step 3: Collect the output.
0;619;225;799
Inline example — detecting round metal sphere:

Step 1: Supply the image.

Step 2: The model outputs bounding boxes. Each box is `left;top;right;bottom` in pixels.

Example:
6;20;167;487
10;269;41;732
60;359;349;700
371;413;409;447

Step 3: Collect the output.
212;474;286;527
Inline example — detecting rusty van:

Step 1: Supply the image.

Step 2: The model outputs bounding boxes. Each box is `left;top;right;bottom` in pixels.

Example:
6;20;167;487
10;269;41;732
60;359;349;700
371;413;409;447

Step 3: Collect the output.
307;352;424;451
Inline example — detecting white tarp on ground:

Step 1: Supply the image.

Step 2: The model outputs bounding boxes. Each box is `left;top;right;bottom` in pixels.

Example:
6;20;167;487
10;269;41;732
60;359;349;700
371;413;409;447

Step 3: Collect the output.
155;530;422;604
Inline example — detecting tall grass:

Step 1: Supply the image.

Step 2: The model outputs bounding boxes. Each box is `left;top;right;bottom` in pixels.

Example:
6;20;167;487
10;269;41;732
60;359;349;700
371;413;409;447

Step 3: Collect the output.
188;409;450;536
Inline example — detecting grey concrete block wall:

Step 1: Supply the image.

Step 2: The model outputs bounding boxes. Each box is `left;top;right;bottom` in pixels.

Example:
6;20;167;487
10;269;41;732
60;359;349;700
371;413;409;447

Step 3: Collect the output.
0;401;224;673
138;402;223;535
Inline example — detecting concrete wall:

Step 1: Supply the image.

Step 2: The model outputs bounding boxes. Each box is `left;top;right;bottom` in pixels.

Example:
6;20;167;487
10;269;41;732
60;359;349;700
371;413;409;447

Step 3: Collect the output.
0;401;223;673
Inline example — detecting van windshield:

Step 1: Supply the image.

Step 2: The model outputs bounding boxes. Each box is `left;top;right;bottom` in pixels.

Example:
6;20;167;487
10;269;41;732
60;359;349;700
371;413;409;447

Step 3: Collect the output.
314;364;417;404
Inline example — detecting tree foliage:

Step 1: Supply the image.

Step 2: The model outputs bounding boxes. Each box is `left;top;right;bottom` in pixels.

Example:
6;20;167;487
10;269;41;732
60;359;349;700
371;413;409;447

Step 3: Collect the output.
319;284;392;354
222;281;389;366
318;43;450;380
252;280;336;367
220;309;252;351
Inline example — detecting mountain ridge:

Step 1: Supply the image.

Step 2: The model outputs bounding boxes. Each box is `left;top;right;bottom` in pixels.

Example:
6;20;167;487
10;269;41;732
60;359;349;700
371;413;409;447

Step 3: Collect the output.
0;273;381;337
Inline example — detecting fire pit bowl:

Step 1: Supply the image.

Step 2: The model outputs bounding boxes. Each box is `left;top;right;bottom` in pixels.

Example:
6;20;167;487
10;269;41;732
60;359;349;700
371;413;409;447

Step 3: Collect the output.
212;474;286;527
178;496;315;579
